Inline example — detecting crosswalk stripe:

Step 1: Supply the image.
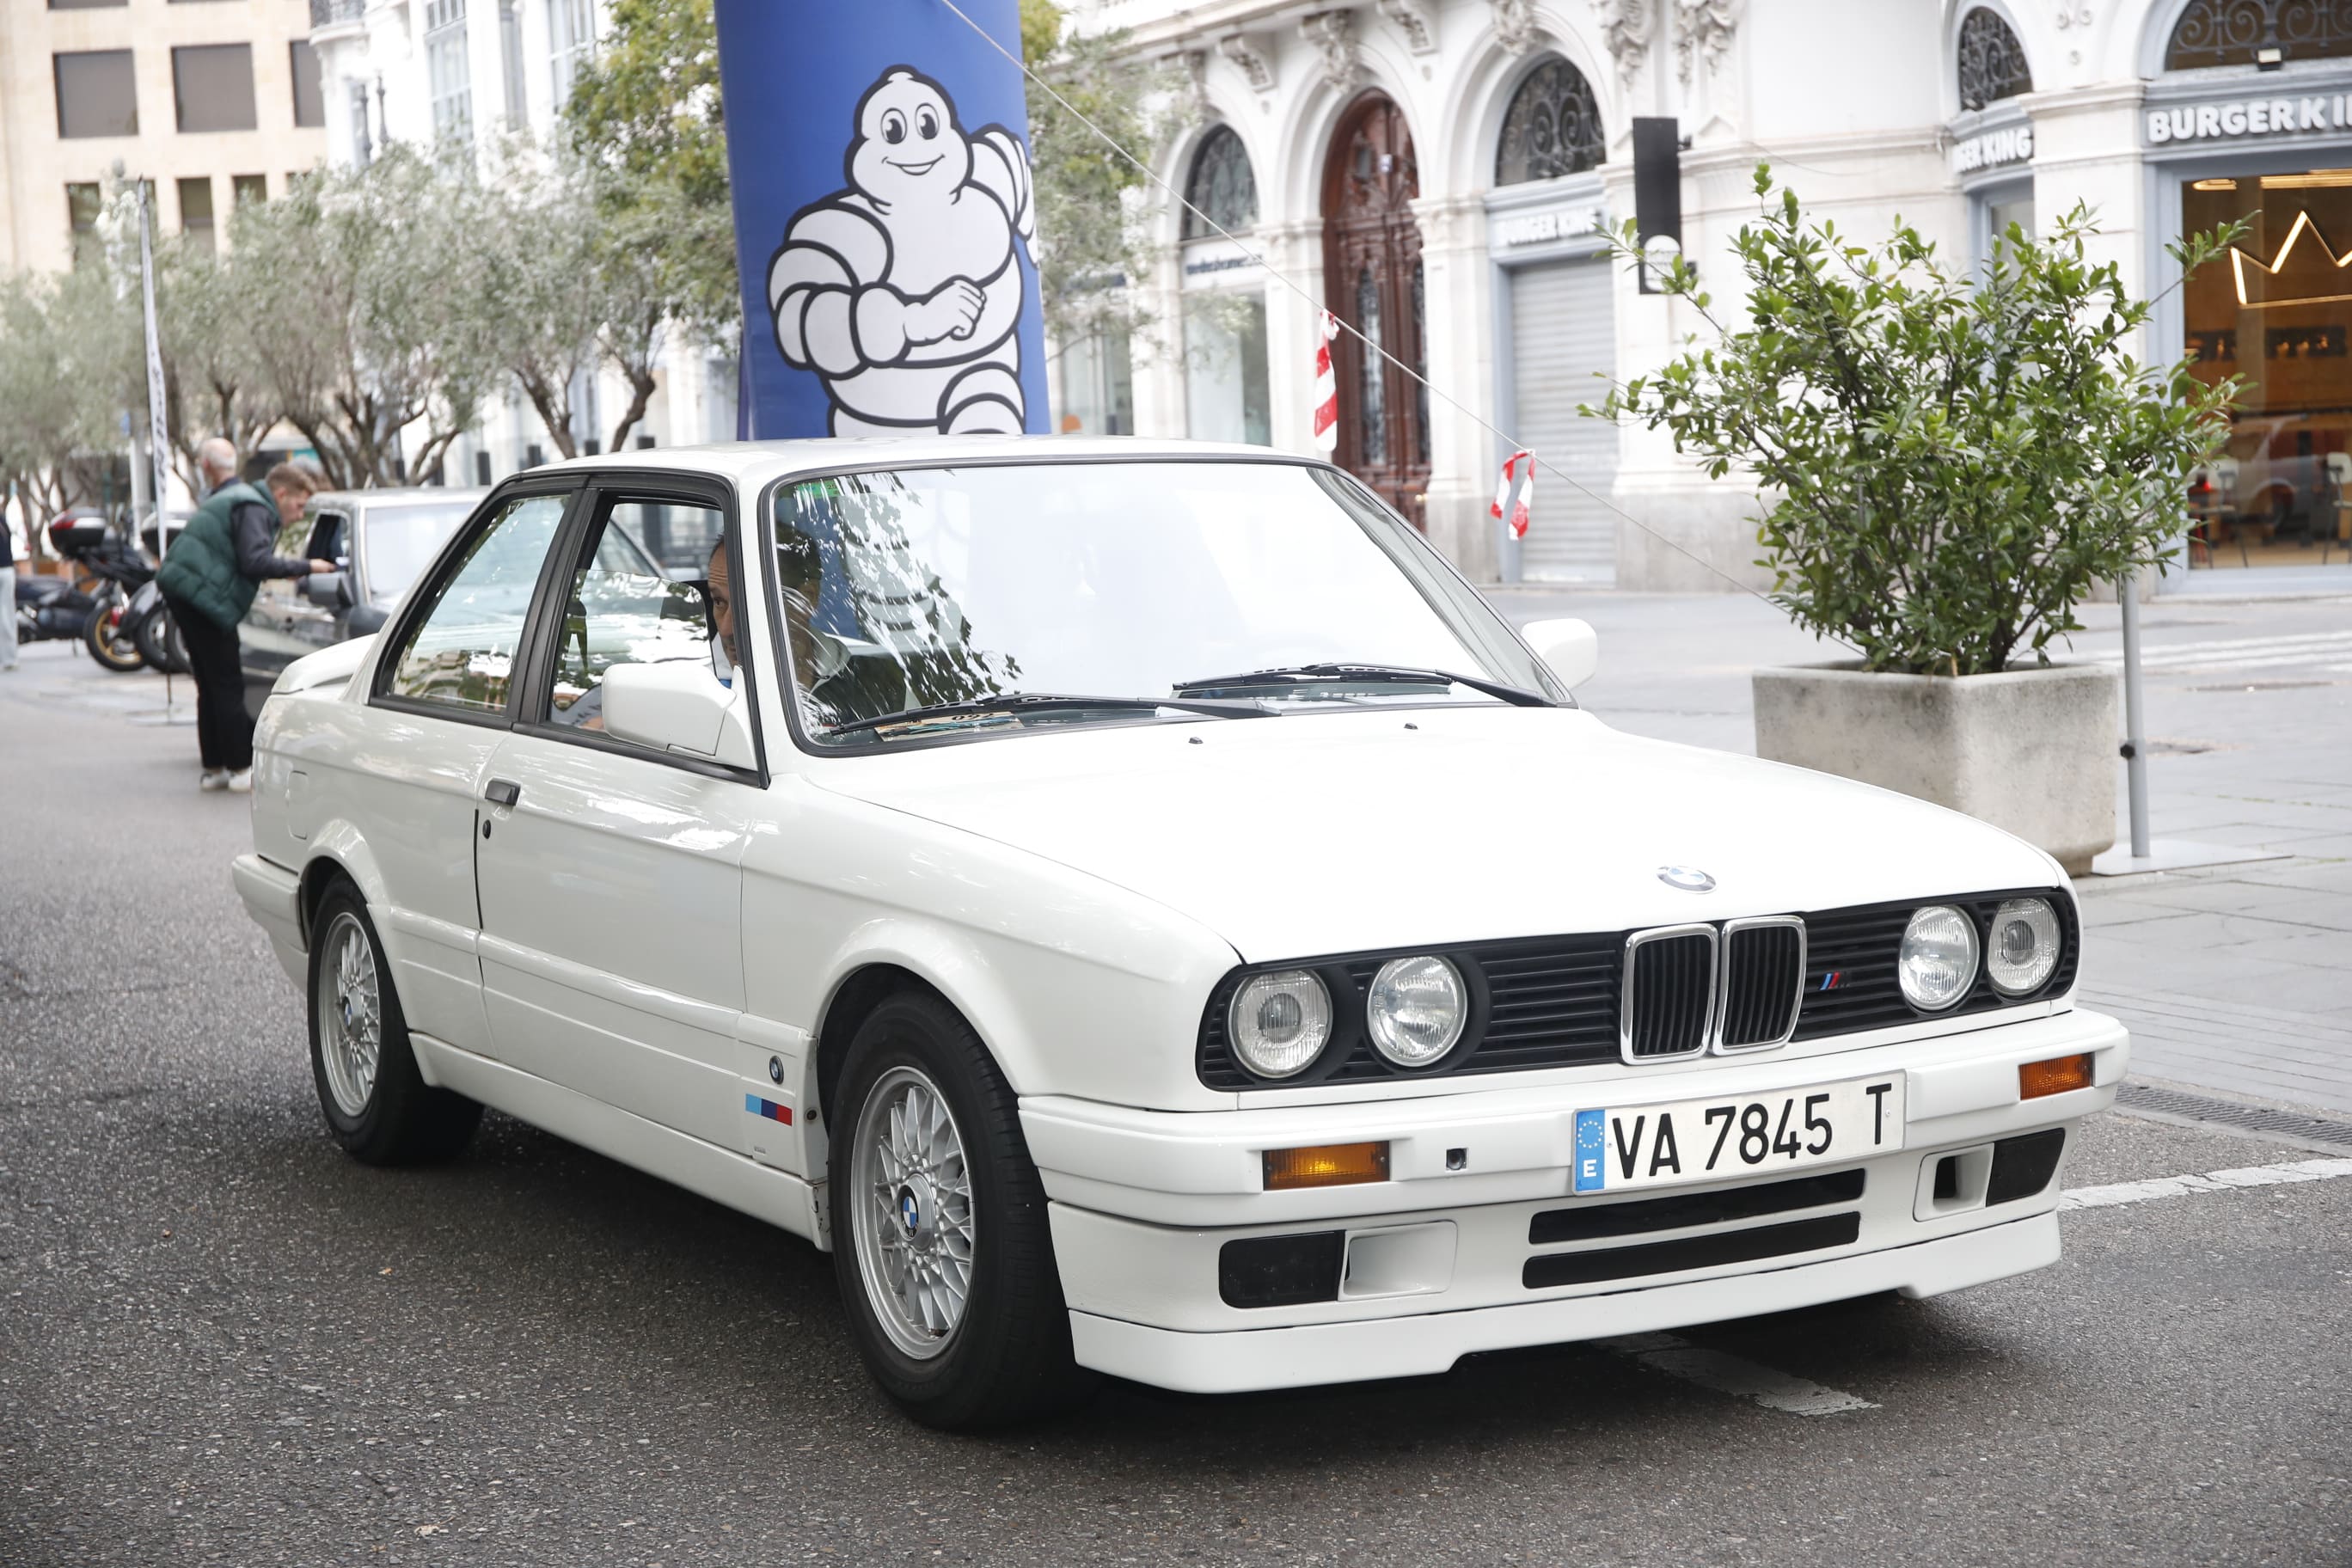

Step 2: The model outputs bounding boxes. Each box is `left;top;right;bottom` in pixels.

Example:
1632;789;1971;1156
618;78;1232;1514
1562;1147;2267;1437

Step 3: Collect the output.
2061;1155;2352;1210
1596;1332;1878;1415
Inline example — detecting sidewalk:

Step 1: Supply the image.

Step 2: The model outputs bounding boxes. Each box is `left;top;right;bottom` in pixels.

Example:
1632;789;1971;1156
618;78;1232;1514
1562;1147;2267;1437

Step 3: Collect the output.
1489;585;2352;1115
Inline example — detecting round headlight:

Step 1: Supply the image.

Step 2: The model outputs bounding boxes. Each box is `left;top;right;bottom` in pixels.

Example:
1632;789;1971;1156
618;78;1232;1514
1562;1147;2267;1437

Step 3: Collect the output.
1987;897;2061;995
1228;970;1332;1079
1366;955;1468;1067
1898;904;1979;1012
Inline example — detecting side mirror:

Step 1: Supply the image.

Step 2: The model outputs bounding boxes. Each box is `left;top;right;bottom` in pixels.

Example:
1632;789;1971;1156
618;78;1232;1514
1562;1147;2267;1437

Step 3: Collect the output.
1522;616;1599;691
303;571;352;609
601;659;756;770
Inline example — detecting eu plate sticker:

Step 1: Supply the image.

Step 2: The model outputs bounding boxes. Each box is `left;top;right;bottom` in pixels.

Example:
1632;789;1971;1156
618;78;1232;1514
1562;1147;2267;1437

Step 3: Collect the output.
1574;1108;1607;1193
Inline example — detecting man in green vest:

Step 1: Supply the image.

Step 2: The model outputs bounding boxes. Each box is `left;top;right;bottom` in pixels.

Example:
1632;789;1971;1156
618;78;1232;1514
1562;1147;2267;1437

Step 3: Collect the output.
155;438;333;793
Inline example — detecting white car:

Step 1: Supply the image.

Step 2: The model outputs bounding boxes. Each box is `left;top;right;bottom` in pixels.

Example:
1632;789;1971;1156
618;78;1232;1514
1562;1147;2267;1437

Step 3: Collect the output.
232;438;2125;1429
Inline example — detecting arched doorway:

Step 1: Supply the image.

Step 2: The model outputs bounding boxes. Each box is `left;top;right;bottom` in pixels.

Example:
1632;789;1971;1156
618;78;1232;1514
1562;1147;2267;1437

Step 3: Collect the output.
1322;93;1429;526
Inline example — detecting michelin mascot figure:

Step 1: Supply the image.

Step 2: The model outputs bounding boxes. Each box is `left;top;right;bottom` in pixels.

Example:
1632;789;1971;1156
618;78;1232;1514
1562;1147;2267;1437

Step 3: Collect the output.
714;1;1049;439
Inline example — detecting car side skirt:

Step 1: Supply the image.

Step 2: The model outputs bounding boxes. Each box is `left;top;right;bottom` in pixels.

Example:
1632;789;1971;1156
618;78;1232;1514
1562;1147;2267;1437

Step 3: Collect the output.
409;1032;829;1250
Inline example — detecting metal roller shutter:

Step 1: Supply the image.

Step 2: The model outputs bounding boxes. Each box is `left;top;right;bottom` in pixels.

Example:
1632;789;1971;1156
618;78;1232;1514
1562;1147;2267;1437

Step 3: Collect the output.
1509;257;1617;581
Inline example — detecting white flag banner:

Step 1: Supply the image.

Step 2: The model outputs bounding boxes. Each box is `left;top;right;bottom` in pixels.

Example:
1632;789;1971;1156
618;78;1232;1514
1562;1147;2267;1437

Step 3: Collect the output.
138;187;171;551
1491;450;1534;539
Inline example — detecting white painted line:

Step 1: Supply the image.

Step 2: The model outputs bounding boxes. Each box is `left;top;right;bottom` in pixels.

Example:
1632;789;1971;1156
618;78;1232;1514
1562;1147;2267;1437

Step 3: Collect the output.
1596;1332;1877;1415
2061;1155;2352;1211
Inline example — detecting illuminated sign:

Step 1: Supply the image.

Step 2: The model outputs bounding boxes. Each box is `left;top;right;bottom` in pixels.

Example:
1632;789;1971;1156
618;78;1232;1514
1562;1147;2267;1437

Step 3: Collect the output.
2230;211;2352;311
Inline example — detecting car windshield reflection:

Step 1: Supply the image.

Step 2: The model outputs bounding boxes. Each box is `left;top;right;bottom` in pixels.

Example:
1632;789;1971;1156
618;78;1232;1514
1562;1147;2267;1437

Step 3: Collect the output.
773;460;1566;746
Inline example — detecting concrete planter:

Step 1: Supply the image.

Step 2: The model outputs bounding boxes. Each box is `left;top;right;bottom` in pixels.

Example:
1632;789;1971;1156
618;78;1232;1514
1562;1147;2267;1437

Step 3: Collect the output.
1752;664;2119;875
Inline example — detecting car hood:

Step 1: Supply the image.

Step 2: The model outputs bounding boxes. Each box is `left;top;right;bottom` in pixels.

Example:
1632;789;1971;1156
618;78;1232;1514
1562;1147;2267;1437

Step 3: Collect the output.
806;706;2061;963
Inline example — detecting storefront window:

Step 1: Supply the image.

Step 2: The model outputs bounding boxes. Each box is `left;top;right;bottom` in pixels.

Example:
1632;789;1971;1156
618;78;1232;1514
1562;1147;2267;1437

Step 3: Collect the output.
1058;328;1133;435
1184;296;1271;446
2182;170;2352;567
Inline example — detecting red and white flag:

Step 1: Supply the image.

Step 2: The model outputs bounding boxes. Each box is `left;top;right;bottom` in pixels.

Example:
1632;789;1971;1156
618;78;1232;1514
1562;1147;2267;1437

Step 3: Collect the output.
1312;311;1340;453
1491;450;1535;539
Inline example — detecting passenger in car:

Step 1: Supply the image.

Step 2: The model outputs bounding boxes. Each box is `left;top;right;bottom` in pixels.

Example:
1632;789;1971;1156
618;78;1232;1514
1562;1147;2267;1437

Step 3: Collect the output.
557;539;738;732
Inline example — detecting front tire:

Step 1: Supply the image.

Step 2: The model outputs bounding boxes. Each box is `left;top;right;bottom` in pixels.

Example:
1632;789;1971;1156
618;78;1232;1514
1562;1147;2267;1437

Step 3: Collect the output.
135;604;187;675
829;992;1094;1429
307;883;481;1165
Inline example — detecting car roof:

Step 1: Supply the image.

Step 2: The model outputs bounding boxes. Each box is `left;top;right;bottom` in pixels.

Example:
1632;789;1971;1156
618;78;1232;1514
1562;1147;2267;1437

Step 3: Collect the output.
312;487;490;510
533;436;1328;492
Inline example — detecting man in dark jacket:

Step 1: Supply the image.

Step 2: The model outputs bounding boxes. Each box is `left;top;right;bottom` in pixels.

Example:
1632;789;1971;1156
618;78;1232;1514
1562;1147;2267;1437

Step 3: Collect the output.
155;439;331;793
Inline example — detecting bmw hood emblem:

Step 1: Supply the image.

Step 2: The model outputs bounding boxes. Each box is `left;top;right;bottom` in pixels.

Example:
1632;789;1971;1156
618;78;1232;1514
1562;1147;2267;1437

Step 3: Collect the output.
1658;866;1716;892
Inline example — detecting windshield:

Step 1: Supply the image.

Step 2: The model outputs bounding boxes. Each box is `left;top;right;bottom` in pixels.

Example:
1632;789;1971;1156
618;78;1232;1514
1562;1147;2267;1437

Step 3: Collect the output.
364;502;480;603
770;460;1563;747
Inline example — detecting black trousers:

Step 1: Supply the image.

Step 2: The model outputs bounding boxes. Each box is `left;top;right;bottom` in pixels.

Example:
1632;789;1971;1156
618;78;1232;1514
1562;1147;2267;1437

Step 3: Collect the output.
164;592;254;772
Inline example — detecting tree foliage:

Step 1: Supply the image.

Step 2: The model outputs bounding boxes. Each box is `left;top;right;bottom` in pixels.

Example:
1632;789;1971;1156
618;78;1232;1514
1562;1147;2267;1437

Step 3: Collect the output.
1020;0;1168;349
563;0;736;334
0;263;137;527
1587;169;2243;676
222;148;500;488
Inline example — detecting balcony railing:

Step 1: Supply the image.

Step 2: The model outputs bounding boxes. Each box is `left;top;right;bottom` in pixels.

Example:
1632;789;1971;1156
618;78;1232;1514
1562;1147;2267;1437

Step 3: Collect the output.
310;0;365;28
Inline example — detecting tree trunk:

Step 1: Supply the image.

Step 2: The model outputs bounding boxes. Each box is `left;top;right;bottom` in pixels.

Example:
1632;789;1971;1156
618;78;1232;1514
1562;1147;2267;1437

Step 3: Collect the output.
607;364;658;455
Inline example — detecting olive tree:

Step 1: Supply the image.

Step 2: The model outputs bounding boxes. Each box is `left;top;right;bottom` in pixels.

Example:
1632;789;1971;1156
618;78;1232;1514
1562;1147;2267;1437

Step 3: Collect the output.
1586;168;2244;676
225;149;499;488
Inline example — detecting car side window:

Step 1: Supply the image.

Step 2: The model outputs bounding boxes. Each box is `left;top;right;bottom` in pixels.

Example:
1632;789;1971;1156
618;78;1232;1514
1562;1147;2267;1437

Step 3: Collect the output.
383;493;569;714
303;511;348;566
542;499;730;737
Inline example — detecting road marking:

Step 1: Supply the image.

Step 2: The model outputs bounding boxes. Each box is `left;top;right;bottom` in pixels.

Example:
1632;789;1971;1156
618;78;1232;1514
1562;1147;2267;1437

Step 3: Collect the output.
1596;1332;1878;1415
2091;632;2352;673
2061;1155;2352;1211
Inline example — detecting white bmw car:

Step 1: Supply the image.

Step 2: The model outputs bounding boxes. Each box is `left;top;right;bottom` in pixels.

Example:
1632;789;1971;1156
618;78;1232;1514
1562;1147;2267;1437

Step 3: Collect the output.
232;438;2125;1428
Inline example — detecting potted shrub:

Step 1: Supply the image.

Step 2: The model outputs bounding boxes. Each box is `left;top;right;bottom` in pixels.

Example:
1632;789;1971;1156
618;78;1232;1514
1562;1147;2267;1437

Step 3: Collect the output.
1587;170;2241;873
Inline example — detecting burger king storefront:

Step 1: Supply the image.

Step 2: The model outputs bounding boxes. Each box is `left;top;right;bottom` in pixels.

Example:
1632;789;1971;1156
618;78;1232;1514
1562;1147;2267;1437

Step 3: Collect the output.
2145;20;2352;578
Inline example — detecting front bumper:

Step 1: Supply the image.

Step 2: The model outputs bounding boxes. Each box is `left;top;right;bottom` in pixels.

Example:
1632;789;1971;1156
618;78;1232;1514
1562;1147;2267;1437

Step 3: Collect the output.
1023;1007;2123;1393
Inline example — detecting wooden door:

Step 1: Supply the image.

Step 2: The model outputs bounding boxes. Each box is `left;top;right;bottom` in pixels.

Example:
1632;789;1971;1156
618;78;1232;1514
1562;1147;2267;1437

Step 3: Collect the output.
1323;95;1430;527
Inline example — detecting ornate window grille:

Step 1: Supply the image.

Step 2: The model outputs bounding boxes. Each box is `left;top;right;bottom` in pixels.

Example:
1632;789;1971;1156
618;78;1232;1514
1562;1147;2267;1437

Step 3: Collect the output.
1956;8;2032;112
1182;126;1259;240
1495;56;1606;186
2166;0;2352;70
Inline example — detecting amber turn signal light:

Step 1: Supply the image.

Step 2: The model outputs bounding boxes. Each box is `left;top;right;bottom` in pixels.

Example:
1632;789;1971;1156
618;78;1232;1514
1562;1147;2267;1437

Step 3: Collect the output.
2019;1053;2094;1100
1264;1142;1390;1191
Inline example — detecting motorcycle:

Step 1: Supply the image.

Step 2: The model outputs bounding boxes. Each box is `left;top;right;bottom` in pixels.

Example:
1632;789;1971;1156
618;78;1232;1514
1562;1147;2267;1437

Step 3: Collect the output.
45;518;156;673
12;571;98;649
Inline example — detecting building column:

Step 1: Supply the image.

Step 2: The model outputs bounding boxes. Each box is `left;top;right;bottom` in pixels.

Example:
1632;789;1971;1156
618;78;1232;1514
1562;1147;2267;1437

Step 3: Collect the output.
1259;218;1325;455
1413;191;1498;579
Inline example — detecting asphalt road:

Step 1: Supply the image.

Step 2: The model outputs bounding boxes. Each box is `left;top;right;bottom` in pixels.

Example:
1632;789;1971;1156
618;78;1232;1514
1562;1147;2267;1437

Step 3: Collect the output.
4;646;2349;1567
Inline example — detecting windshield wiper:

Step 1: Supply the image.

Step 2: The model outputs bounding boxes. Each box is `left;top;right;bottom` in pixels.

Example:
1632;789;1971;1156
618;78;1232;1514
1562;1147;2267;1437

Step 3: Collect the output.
1171;663;1555;708
821;692;1272;740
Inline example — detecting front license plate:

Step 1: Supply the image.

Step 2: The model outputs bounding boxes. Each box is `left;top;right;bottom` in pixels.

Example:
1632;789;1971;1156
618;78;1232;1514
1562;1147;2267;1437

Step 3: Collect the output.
1571;1075;1904;1196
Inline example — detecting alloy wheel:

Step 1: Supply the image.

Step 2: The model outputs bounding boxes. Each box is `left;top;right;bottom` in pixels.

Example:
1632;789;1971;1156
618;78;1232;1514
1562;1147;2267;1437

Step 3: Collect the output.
315;911;383;1118
848;1065;977;1359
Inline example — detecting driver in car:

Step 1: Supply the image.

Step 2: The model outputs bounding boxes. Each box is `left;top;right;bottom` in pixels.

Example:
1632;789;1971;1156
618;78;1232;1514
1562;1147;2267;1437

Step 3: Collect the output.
775;529;907;732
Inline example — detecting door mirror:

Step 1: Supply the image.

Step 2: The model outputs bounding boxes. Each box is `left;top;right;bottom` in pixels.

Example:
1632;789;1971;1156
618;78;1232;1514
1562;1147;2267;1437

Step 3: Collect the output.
1522;616;1599;690
303;570;352;609
600;659;756;769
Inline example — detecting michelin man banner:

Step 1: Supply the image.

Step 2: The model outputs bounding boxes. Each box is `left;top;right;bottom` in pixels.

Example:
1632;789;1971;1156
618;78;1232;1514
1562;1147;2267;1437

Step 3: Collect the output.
714;0;1045;438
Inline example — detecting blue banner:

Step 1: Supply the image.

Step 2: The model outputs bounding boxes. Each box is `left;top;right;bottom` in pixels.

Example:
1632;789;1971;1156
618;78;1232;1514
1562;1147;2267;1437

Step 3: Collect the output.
714;0;1046;439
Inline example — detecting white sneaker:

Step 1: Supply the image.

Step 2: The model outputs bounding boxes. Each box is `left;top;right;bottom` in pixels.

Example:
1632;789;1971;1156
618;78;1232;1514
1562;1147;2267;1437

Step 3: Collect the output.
224;769;254;794
199;769;230;792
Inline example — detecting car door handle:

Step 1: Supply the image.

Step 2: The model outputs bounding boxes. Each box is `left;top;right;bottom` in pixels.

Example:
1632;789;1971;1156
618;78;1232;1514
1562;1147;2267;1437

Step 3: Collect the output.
485;779;521;807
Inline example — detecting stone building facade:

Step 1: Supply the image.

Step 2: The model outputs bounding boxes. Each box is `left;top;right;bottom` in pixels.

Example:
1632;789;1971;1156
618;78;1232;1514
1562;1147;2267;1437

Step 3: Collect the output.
1072;0;2352;589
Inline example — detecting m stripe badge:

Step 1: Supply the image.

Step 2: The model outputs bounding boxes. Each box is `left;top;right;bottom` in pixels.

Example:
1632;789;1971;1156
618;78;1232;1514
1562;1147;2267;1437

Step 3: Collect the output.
745;1094;793;1124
